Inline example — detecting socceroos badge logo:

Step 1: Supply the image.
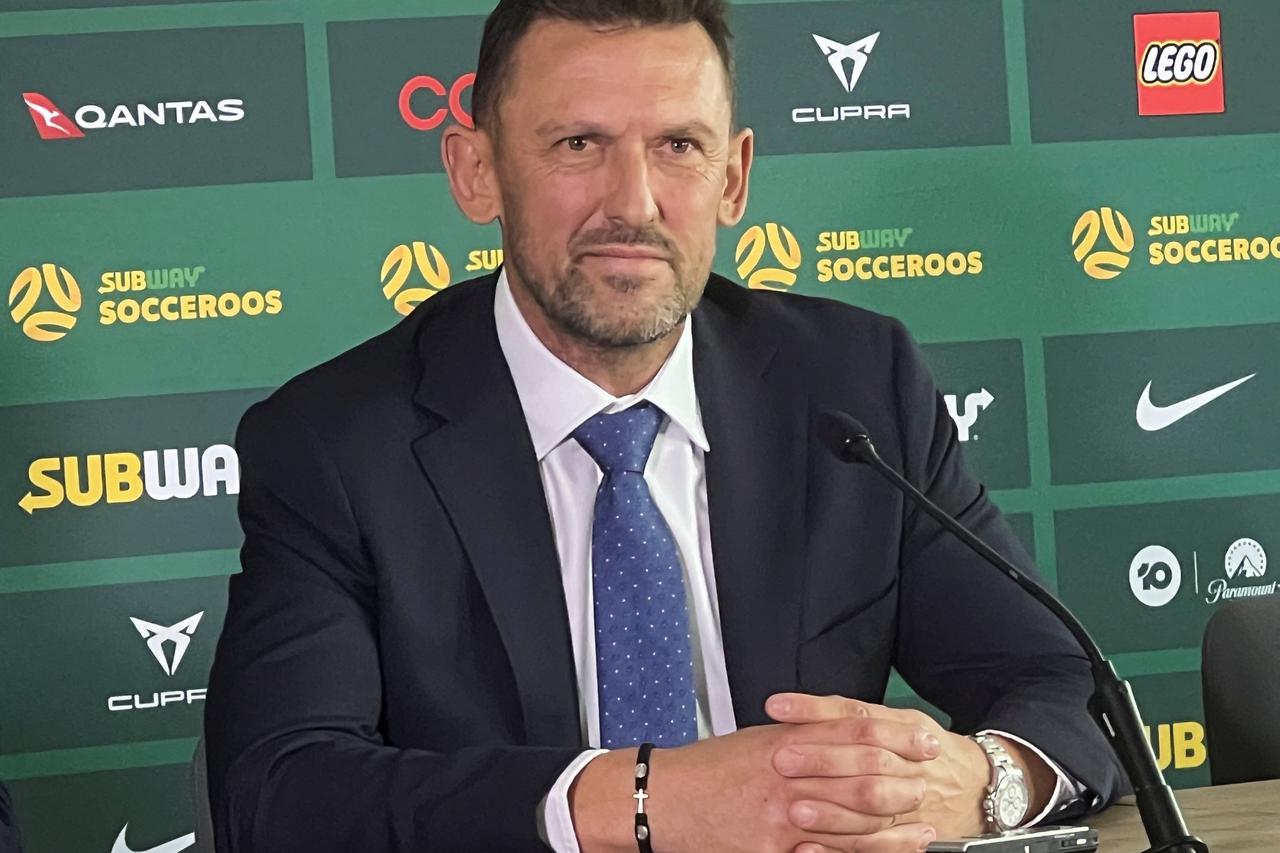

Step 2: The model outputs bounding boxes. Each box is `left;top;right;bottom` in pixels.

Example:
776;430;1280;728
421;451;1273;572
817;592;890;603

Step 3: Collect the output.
735;223;802;291
1072;207;1135;280
380;241;451;315
9;263;83;342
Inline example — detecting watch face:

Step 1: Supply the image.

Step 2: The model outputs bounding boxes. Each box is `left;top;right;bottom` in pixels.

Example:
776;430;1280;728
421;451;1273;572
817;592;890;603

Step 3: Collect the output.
996;781;1029;828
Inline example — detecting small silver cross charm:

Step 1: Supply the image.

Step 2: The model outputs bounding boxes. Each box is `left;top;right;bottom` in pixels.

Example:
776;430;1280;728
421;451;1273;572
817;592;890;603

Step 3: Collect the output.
633;789;649;814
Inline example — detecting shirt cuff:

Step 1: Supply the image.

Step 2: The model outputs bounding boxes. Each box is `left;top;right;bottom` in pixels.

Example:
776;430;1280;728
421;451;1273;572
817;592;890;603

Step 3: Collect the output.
978;729;1090;827
538;749;611;853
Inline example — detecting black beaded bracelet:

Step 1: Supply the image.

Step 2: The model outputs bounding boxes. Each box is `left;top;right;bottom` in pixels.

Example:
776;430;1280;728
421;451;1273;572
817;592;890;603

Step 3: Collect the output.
633;742;655;853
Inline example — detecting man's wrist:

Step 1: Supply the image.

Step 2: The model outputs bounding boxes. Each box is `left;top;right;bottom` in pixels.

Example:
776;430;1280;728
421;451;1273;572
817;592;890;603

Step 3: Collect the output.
959;733;994;834
986;735;1055;820
568;747;643;853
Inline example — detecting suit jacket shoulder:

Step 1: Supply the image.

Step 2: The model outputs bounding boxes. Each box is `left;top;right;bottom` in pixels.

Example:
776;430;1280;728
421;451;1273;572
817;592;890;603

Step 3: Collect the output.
698;274;941;486
254;274;497;441
701;273;910;355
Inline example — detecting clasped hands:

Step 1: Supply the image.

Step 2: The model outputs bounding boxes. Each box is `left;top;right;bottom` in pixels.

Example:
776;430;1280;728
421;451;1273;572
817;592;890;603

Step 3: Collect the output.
571;691;1048;853
759;692;992;853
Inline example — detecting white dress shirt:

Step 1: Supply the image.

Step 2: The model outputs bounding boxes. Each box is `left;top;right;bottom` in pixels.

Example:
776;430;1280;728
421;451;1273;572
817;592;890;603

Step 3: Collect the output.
490;270;1083;852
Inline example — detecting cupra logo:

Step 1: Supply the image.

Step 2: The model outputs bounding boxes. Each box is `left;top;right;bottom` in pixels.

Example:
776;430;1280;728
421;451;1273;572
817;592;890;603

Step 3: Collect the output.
130;612;204;677
811;33;881;93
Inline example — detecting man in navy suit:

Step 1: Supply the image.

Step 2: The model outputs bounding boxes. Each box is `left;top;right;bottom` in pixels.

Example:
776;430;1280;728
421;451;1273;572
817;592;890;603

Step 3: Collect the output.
0;782;23;853
205;1;1124;851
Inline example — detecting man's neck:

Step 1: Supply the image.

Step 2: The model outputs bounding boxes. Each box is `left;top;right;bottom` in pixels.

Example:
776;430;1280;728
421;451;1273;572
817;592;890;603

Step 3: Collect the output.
506;273;682;398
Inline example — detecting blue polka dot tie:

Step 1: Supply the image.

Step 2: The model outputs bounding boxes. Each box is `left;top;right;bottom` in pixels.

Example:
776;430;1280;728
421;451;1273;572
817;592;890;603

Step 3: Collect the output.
572;402;698;748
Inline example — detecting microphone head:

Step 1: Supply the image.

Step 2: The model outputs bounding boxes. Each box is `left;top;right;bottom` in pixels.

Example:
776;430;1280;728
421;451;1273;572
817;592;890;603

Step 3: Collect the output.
817;410;876;464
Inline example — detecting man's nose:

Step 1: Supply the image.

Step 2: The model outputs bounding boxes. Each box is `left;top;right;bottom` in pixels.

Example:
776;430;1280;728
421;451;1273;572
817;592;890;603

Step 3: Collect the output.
601;144;660;227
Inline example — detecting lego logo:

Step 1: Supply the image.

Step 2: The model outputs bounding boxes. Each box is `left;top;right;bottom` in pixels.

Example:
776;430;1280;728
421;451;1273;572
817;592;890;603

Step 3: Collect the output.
1133;12;1225;116
1140;41;1219;86
380;242;450;315
735;223;802;291
9;263;82;342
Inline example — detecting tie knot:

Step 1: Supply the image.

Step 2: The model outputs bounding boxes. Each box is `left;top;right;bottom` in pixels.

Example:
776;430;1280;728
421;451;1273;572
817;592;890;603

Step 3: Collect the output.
572;402;664;475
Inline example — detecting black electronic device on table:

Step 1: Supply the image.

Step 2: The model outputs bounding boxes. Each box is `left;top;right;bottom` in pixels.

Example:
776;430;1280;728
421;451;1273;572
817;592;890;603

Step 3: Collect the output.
928;825;1099;852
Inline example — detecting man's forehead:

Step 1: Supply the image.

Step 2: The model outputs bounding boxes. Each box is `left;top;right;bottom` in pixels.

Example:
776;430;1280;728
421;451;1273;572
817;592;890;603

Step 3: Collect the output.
500;17;731;127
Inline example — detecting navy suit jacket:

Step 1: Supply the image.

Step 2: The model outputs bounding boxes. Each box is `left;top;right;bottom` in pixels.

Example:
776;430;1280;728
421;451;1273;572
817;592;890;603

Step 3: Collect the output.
0;782;22;853
205;272;1124;852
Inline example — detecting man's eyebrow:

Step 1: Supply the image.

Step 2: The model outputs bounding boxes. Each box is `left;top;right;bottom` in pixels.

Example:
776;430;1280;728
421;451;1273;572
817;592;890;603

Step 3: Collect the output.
661;121;718;140
534;121;609;138
531;120;720;139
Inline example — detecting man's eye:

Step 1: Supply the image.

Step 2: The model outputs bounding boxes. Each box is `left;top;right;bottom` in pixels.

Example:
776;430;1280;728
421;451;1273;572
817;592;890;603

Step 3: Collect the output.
564;136;589;151
668;138;695;154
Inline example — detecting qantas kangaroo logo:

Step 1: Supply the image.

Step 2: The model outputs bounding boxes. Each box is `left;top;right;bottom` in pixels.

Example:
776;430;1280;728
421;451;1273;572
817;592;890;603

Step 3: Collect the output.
22;92;84;140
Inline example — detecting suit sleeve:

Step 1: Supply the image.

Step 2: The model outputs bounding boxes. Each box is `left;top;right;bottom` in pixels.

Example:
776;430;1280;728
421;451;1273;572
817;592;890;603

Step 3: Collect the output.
884;322;1127;816
205;398;580;853
0;781;23;853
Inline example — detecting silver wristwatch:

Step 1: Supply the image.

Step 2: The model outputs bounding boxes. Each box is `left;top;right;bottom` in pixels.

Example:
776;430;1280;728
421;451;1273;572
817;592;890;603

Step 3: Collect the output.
973;734;1029;833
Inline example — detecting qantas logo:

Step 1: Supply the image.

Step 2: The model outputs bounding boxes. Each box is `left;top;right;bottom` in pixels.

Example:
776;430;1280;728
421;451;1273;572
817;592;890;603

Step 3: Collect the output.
1135;373;1255;432
812;32;881;92
23;92;84;140
111;825;195;853
21;90;245;139
130;612;204;676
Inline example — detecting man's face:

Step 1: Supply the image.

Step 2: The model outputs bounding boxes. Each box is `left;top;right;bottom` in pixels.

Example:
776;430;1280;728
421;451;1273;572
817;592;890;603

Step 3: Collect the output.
488;18;748;347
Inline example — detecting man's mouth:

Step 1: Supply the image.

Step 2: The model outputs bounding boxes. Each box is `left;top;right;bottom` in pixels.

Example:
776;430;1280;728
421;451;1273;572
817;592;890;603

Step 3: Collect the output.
578;245;670;261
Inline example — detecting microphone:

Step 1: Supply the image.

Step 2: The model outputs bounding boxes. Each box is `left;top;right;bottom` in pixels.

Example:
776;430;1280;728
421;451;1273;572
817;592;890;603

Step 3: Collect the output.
817;410;1209;853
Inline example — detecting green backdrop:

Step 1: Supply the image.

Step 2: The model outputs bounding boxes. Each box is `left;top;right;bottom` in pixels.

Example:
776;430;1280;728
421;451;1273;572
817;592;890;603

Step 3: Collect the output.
3;0;1277;848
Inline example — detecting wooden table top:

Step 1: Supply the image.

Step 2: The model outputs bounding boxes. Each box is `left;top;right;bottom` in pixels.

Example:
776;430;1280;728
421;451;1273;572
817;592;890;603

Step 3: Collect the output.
1090;779;1280;852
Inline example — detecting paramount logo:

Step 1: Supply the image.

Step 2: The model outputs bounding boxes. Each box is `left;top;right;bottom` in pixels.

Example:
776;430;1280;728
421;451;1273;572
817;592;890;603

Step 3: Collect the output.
22;90;245;140
1205;578;1276;603
1205;538;1274;605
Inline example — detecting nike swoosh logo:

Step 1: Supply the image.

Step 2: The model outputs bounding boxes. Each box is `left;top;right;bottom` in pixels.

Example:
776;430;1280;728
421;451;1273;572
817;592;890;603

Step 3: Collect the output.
1135;373;1255;432
111;825;195;853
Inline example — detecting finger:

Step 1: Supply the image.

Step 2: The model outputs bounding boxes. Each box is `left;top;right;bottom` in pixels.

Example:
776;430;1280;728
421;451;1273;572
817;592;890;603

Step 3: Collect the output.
789;799;895;836
789;774;928;818
787;716;941;763
774;743;918;779
845;821;937;852
768;694;936;728
793;844;843;853
767;693;872;724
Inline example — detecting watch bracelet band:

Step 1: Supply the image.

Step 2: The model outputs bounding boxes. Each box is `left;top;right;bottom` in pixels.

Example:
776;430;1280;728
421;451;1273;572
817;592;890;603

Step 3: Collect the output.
634;742;655;853
973;734;1022;831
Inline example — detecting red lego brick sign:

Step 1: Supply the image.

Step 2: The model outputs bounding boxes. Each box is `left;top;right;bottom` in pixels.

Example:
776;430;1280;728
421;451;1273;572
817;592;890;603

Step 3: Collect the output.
1134;11;1225;117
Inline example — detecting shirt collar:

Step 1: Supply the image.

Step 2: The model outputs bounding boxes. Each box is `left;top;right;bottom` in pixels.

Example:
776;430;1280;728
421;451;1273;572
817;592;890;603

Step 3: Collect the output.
494;267;709;460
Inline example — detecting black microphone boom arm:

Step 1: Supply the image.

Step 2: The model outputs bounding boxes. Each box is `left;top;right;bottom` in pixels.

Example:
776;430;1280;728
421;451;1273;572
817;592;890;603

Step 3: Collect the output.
816;409;1208;853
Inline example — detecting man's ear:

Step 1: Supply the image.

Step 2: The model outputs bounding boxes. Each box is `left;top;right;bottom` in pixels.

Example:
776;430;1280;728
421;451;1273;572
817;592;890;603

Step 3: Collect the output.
717;126;754;227
442;125;502;224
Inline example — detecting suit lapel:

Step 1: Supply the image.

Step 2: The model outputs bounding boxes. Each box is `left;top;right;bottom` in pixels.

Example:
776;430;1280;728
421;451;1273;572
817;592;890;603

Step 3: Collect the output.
409;276;581;746
694;280;810;728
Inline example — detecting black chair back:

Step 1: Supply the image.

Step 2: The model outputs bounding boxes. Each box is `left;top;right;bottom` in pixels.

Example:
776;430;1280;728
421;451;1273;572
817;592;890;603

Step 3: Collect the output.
1201;596;1280;785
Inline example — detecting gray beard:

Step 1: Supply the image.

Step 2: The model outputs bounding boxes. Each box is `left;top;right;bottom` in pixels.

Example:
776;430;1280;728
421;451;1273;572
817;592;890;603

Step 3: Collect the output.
508;251;697;349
